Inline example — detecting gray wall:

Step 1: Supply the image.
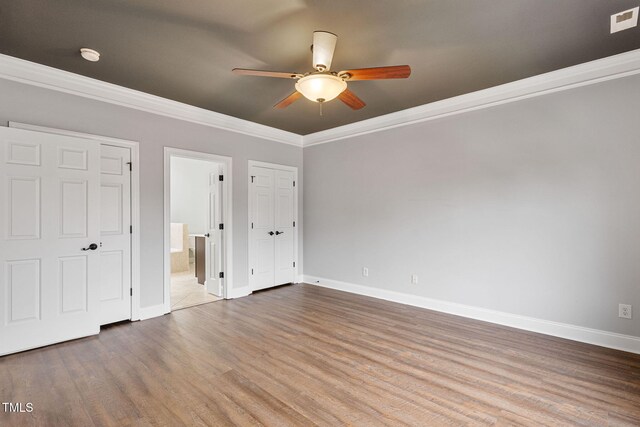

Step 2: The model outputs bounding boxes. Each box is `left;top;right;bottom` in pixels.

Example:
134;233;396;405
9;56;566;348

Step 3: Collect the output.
304;73;640;337
0;79;303;308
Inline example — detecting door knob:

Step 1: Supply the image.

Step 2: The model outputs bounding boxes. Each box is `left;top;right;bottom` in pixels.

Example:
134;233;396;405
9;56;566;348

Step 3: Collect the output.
268;231;275;236
81;243;98;251
204;233;210;238
275;231;284;235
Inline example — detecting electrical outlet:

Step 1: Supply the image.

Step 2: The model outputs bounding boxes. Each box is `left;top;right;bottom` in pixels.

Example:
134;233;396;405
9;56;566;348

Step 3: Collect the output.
411;274;418;284
619;304;632;319
362;267;369;277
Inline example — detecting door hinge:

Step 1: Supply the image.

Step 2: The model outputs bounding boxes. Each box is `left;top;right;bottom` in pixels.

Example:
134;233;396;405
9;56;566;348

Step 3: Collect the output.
251;175;255;183
293;261;296;267
127;161;132;171
219;272;224;279
130;288;133;296
293;221;295;227
219;223;224;230
251;222;254;229
293;180;296;187
251;268;254;275
130;225;133;234
219;175;224;181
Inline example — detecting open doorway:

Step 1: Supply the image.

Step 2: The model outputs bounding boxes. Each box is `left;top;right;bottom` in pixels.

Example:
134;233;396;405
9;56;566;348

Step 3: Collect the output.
164;148;232;312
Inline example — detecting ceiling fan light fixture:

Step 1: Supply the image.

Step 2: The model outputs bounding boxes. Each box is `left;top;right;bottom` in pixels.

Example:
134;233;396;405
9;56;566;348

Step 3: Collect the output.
295;74;346;103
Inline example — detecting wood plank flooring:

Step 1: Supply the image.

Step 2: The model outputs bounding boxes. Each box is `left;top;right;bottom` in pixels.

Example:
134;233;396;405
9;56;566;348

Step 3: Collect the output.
1;284;639;426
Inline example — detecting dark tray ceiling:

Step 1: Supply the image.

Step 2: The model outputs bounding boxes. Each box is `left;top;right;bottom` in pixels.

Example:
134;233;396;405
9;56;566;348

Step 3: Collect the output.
1;0;639;135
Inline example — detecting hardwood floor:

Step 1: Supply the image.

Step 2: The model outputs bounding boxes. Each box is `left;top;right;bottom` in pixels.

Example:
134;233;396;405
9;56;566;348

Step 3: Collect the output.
1;284;639;426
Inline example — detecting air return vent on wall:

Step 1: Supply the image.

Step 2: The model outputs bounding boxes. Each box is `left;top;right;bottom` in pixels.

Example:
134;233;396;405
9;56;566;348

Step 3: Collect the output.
610;7;639;33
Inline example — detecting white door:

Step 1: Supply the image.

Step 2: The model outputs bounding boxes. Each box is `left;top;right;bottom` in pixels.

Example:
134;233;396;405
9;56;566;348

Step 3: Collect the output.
251;167;275;290
99;145;131;325
274;170;295;285
249;165;296;291
205;168;222;297
0;127;101;356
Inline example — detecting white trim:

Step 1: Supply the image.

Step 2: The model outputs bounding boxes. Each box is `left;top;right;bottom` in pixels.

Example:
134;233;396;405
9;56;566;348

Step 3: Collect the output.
248;160;299;173
304;275;640;355
8;122;143;322
303;48;640;146
164;147;233;314
0;54;302;147
138;304;167;321
248;160;299;291
226;286;252;299
3;50;640;148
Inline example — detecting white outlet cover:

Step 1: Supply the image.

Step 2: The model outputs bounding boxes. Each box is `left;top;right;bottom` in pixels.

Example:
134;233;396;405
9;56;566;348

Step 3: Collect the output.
619;304;632;319
611;7;639;33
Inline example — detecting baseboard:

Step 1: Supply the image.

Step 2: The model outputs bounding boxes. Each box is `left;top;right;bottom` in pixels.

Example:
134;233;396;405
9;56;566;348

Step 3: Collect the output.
138;304;169;321
227;286;252;299
303;275;640;354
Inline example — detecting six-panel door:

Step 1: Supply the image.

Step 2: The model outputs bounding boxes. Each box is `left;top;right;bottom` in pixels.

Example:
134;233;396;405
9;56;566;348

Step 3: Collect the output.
0;127;101;355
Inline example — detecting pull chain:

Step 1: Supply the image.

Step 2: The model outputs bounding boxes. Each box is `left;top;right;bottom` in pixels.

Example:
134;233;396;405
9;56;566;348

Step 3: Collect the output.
317;98;325;117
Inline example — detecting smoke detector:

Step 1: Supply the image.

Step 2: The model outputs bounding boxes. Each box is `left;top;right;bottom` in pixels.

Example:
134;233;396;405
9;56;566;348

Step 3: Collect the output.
80;48;100;62
610;7;638;33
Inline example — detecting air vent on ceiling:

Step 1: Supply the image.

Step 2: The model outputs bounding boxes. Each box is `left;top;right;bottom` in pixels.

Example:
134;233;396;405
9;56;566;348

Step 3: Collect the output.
610;7;639;33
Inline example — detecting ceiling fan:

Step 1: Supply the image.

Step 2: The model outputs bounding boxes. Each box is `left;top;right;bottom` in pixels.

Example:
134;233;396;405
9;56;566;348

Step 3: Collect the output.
232;31;411;111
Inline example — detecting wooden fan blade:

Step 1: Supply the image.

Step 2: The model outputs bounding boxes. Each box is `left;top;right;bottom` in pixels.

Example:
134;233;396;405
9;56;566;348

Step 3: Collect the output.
338;89;365;110
338;65;411;81
233;68;300;79
274;91;302;109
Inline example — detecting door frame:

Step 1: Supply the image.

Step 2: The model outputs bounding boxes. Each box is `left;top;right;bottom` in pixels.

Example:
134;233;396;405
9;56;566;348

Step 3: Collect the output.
164;147;233;313
7;121;142;321
248;160;299;290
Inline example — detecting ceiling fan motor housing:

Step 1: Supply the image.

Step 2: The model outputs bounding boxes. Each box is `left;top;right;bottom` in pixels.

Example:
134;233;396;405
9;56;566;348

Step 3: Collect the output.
312;31;338;72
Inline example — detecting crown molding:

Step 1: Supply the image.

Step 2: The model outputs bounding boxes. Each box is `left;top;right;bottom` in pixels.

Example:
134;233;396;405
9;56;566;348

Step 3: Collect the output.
302;49;640;147
0;54;303;147
3;50;640;149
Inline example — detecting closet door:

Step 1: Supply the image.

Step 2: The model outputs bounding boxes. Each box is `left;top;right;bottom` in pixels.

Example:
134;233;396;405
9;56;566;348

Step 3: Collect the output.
99;144;131;325
0;127;101;356
250;167;275;290
274;170;295;285
249;164;297;291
